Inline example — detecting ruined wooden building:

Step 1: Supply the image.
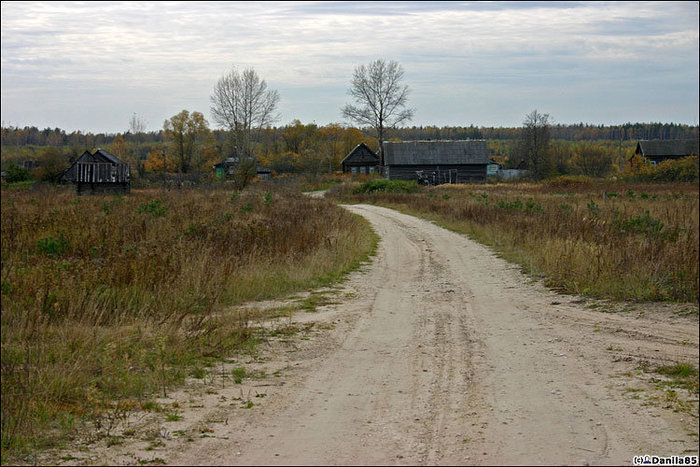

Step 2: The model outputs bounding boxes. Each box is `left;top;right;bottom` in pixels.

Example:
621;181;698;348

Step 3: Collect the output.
61;149;130;195
382;140;490;183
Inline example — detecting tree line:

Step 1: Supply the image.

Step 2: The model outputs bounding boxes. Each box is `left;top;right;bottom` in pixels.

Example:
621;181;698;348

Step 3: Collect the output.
3;121;695;150
3;121;696;151
1;58;698;184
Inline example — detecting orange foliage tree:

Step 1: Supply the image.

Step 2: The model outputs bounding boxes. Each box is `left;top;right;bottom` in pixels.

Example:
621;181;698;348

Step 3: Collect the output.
144;147;176;173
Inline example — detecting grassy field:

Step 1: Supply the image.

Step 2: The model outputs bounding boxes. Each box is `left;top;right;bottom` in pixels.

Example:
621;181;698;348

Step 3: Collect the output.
329;178;699;303
1;183;377;460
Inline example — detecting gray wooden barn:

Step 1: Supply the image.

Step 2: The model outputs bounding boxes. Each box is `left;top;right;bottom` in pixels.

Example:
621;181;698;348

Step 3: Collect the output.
61;148;130;195
341;143;380;175
634;139;699;165
382;140;490;183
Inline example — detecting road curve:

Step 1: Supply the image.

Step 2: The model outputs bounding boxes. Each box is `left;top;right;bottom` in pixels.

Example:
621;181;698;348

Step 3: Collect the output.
169;204;698;466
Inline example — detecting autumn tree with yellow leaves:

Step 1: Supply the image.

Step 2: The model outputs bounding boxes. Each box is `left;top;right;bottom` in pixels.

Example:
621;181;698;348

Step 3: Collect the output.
163;110;215;174
144;147;175;173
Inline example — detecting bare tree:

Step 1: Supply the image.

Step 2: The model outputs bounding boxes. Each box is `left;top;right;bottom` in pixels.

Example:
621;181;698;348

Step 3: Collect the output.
519;109;552;179
128;113;148;176
342;59;414;166
128;113;147;135
210;67;279;161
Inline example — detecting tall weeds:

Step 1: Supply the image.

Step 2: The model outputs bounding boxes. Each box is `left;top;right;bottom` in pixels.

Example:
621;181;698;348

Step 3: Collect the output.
1;184;376;457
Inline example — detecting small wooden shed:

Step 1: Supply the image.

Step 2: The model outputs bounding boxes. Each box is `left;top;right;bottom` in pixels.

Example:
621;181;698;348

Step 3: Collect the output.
256;166;272;180
213;157;271;180
382;140;489;183
61;149;130;195
341;143;380;175
634;139;699;165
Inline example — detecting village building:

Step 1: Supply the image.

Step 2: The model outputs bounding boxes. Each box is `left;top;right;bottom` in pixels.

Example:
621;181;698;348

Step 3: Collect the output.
634;139;699;165
213;157;272;180
213;157;239;178
497;168;529;179
256;166;272;180
487;158;502;177
382;140;490;183
60;148;130;195
341;143;380;175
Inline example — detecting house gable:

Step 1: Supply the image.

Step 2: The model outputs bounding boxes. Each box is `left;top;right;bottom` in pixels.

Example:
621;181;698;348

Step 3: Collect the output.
341;143;380;174
342;143;379;165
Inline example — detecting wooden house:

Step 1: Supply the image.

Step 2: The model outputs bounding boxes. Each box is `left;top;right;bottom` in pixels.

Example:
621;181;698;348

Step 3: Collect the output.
382;140;489;183
634;139;699;165
341;143;380;175
213;157;271;180
61;149;130;195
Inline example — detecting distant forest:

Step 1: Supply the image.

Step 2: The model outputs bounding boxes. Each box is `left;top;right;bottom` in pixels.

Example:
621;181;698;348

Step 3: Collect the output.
1;121;698;148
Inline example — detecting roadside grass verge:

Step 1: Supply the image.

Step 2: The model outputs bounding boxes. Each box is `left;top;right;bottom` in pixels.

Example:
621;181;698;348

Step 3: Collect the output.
654;364;700;394
329;180;698;303
630;362;700;414
1;184;377;461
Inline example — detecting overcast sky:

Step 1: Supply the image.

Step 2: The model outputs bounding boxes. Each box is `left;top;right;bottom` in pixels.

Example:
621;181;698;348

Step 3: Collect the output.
1;1;698;134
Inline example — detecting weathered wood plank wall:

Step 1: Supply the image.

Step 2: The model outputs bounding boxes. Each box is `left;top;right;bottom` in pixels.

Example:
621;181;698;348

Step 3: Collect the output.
386;164;487;182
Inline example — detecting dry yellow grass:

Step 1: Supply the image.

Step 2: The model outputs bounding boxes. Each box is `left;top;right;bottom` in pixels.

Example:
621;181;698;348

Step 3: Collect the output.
1;183;377;458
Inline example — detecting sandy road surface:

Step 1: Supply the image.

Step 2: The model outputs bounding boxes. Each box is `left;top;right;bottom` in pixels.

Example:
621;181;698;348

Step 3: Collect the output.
59;204;698;466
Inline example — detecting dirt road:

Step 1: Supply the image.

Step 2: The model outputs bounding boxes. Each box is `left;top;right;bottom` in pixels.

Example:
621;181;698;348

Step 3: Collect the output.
68;204;698;466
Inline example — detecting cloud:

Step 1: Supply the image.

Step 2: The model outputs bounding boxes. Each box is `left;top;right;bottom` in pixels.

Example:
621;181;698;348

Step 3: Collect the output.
1;1;698;132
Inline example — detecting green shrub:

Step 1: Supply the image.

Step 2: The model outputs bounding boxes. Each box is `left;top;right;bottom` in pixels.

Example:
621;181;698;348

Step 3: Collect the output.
587;200;601;217
353;179;419;194
614;211;666;239
542;175;592;188
137;198;167;217
37;233;70;256
525;198;543;213
4;162;32;183
497;199;523;210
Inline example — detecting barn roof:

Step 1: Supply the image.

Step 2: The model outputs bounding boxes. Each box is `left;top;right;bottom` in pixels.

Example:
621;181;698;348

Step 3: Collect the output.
636;139;699;157
383;140;489;166
75;150;98;163
93;148;127;164
341;143;379;164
